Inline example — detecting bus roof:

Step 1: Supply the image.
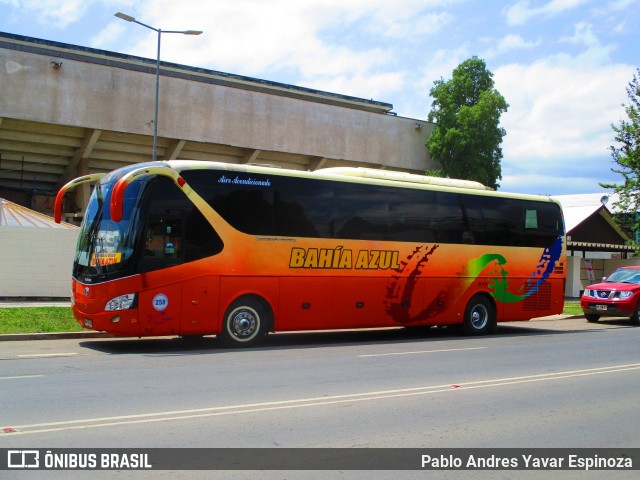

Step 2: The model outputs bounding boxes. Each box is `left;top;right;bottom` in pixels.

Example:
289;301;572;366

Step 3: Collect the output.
317;167;491;191
161;160;560;205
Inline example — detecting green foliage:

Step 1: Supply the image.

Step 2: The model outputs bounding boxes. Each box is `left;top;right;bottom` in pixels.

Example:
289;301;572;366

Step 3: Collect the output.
0;307;79;334
425;169;445;177
601;68;640;245
427;57;508;190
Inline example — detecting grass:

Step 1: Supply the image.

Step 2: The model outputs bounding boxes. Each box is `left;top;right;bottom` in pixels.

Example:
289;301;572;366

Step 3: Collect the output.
562;299;584;316
0;300;586;335
0;307;80;334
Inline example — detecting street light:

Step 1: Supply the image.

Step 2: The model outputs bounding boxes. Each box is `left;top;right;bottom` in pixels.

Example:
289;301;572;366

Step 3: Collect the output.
115;12;202;161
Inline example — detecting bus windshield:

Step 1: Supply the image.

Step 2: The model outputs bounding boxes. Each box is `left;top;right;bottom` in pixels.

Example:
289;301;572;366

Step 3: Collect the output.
73;177;145;282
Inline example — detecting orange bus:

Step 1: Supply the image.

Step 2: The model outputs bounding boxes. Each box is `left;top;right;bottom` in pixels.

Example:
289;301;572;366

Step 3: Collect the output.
55;161;565;347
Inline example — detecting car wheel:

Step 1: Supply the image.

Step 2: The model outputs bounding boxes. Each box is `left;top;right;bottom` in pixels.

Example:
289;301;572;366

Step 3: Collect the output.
585;314;600;323
631;303;640;326
462;295;496;336
220;297;271;347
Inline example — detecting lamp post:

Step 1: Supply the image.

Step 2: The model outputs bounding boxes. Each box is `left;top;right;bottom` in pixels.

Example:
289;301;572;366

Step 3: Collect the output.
115;12;202;161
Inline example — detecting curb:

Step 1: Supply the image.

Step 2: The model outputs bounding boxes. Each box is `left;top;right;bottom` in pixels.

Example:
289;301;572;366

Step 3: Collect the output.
0;332;113;342
538;315;585;320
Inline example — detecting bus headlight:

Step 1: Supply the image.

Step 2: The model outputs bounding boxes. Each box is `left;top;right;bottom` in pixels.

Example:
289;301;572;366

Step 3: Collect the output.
105;293;136;311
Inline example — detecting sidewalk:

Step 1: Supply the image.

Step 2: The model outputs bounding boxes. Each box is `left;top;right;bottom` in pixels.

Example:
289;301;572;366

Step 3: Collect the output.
0;300;71;308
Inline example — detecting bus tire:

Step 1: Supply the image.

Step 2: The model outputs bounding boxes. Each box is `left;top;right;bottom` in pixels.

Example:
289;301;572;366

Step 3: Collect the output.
220;297;271;348
462;295;496;336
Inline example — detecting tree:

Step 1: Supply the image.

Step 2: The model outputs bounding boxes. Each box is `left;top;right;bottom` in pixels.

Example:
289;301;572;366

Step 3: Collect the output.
600;68;640;245
426;57;508;190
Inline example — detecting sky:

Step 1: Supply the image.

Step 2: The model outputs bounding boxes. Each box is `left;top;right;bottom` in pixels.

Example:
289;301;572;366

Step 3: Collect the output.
0;0;638;196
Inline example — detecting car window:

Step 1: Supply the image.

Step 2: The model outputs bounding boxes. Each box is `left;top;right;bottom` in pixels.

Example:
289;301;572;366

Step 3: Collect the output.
606;269;640;284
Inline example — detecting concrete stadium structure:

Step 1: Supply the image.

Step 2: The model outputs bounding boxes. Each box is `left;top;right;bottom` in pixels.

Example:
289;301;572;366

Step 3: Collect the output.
0;32;435;219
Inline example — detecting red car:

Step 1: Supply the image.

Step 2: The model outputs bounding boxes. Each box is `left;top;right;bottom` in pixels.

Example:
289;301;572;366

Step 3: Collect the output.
581;266;640;324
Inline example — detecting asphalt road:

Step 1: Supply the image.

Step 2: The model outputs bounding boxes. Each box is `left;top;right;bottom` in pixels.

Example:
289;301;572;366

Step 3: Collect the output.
1;317;639;479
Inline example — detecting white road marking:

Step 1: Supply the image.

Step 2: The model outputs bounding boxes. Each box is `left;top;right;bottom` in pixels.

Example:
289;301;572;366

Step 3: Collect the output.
17;353;78;358
4;363;640;436
358;346;486;357
0;375;43;380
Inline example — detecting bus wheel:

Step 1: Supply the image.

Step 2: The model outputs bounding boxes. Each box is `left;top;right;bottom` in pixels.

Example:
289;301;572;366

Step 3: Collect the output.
220;297;270;348
463;295;496;336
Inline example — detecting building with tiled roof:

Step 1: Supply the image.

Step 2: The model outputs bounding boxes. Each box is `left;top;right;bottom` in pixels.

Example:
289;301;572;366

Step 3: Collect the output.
0;198;78;297
554;194;639;297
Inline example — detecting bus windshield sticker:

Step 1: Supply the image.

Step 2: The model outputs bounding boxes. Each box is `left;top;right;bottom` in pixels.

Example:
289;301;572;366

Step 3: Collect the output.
217;175;271;187
90;252;122;266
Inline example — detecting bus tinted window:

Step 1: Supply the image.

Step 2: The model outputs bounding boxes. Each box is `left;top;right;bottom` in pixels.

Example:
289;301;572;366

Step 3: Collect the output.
182;170;562;248
334;182;390;240
433;192;464;244
274;177;332;238
388;189;436;242
184;170;275;236
463;195;524;246
215;188;275;236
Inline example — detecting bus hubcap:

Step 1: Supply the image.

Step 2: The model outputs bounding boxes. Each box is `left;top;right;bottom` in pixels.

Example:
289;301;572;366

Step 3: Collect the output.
471;305;488;330
231;309;257;338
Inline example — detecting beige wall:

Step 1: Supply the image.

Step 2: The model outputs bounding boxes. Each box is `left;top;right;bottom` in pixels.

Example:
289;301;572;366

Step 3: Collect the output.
0;227;78;297
1;47;433;172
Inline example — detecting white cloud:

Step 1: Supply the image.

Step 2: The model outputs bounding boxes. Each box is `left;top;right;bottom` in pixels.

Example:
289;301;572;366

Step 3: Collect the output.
496;60;631;159
561;22;599;47
382;11;453;39
503;0;590;26
603;0;638;10
90;22;127;50
494;59;633;193
420;44;472;89
0;0;94;27
613;21;627;34
489;18;633;188
483;34;542;59
500;172;613;195
305;71;407;100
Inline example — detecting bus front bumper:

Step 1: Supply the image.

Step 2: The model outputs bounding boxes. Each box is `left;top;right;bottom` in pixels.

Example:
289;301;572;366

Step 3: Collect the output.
72;305;141;337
